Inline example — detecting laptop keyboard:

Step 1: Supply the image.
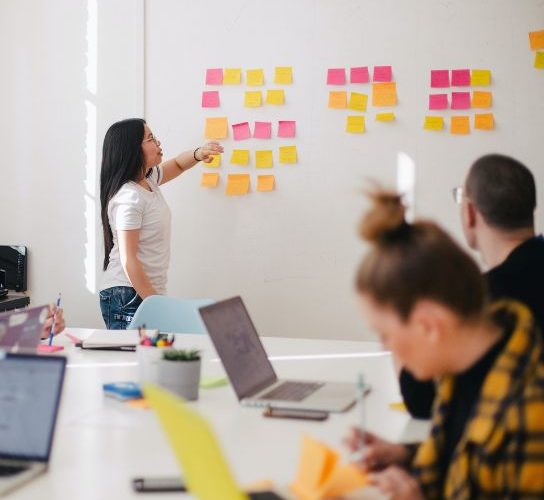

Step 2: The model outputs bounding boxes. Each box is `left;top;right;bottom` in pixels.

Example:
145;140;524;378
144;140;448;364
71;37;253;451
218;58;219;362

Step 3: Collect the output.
260;381;324;402
0;464;26;477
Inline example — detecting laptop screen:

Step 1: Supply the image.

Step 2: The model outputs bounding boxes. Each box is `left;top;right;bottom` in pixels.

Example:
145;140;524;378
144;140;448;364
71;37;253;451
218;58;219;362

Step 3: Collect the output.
0;353;66;461
199;297;277;399
0;305;49;350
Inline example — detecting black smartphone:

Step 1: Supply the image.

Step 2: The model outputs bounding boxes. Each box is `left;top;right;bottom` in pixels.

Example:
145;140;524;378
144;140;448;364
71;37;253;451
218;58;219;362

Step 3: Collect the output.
263;407;329;421
132;476;186;492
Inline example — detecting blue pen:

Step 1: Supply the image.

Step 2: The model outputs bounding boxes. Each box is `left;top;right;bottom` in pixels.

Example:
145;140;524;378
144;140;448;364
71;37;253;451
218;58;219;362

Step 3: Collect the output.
48;293;61;346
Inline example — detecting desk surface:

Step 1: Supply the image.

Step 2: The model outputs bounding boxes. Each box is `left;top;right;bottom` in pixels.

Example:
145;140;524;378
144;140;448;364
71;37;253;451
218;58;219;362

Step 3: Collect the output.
11;329;430;500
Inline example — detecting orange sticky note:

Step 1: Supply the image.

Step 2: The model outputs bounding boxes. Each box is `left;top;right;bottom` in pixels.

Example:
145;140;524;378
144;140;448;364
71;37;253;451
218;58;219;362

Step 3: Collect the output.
319;464;368;498
472;91;492;108
474;113;494;130
201;173;219;188
372;82;397;106
205;117;228;139
423;116;444;131
266;89;285;105
348;92;368;112
257;175;275;192
204;154;221;167
255;150;273;168
346;116;365;133
226;174;250;196
451;116;470;135
529;30;544;50
328;91;347;109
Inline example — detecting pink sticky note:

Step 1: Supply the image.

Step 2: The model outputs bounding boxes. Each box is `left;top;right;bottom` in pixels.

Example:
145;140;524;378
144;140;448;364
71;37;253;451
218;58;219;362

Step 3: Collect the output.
429;94;449;110
451;92;471;110
451;69;470;87
254;121;272;139
278;120;296;138
350;66;369;84
373;65;393;82
431;70;450;88
232;122;251;141
205;68;223;85
327;68;346;85
202;91;220;108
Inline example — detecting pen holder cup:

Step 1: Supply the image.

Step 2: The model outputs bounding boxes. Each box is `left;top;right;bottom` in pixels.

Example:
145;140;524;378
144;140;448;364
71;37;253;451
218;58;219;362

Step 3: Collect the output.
157;358;201;401
136;345;172;385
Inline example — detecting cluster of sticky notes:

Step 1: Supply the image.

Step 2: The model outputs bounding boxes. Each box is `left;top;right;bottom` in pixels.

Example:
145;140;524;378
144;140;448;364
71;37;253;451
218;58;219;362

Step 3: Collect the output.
244;89;286;107
227;146;298;167
529;30;544;69
201;173;276;195
205;67;293;86
290;435;368;500
231;121;296;140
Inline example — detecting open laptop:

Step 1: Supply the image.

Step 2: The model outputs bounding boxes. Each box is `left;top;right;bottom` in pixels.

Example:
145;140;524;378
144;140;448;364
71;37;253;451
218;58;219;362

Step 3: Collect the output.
0;305;49;351
0;352;66;497
199;297;356;413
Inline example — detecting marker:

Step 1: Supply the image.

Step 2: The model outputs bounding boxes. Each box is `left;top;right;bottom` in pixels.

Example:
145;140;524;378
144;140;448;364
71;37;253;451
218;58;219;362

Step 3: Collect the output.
351;372;366;462
48;293;61;346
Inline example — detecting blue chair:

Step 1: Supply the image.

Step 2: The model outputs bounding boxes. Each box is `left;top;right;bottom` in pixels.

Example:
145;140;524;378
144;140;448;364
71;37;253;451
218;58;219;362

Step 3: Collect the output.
128;296;214;334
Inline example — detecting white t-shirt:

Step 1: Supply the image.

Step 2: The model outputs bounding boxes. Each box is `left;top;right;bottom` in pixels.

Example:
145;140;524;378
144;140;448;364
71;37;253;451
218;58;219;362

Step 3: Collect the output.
101;166;171;294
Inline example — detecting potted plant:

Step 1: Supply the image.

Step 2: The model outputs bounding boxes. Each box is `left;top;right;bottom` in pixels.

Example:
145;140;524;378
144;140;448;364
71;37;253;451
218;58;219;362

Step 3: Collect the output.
157;349;201;401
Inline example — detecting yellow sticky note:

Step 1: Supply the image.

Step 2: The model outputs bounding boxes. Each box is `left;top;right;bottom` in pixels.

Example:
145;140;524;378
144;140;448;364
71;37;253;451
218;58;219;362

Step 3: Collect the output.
372;82;397;106
474;113;494;130
255;150;273;168
246;69;264;86
451;116;470;135
389;402;407;413
346;115;365;133
265;89;285;105
205;117;228;139
472;91;492;108
274;66;293;84
328;91;347;109
230;149;250;166
201;173;219;188
423;116;444;131
226;174;250;196
471;69;491;86
257;175;275;192
279;145;297;164
348;92;368;112
529;30;544;50
223;68;241;84
205;154;221;167
535;51;544;69
376;112;395;122
245;91;262;108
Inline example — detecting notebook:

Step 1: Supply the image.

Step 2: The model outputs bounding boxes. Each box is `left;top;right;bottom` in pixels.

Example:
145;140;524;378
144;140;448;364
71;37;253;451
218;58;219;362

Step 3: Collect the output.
77;329;140;350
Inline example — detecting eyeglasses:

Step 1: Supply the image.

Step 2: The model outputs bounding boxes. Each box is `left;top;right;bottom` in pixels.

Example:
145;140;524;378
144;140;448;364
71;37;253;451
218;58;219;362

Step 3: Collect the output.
452;186;464;205
143;135;160;145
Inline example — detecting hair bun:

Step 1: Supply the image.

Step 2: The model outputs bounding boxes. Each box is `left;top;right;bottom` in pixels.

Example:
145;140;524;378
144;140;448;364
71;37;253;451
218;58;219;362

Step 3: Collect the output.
359;190;407;243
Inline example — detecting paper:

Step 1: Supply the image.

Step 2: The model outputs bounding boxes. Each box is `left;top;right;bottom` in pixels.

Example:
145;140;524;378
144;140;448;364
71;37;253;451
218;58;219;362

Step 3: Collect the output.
328;91;347;109
230;149;250;166
253;121;272;139
375;112;395;122
223;68;242;84
389;402;408;412
451;69;471;86
255;150;273;168
429;94;448;110
245;91;262;108
278;120;296;138
266;89;285;105
373;65;393;82
232;122;251;141
201;173;219;188
274;66;293;84
372;82;397;106
279;145;297;164
246;69;264;86
471;69;491;86
346;116;365;133
451;92;471;110
205;117;228;139
529;30;544;50
535;51;544;69
472;91;492;108
348;92;368;112
450;116;470;135
226;174;250;196
327;68;346;85
202;91;220;108
423;116;444;131
431;70;450;88
205;154;221;167
257;175;275;192
474;113;494;130
205;68;223;85
350;66;369;84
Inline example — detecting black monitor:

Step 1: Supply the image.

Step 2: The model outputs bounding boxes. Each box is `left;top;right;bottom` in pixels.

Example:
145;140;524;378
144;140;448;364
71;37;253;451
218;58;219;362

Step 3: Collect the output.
0;245;27;292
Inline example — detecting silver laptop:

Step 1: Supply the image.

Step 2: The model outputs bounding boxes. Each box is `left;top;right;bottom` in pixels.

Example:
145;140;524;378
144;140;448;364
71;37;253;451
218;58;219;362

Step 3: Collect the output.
0;305;49;351
199;297;355;412
0;352;66;497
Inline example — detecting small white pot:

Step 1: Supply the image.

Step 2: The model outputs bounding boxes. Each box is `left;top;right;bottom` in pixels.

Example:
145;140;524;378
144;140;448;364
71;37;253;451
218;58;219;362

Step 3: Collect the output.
158;359;201;401
136;345;172;385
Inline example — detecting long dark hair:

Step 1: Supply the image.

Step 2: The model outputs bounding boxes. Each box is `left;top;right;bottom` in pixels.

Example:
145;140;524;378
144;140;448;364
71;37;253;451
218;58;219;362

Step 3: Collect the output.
100;118;146;271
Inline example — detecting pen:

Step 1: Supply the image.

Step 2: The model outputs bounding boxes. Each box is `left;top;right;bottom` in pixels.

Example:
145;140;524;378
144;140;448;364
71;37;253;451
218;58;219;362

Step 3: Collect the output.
351;372;366;462
48;293;61;346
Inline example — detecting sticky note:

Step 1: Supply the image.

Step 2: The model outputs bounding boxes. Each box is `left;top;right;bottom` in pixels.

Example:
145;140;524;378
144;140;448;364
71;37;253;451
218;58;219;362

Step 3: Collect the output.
257;175;275;192
431;70;450;88
265;89;285;105
451;116;470;135
389;402;407;412
246;69;264;86
256;150;273;168
205;154;221;167
245;91;262;108
451;92;471;110
350;66;369;84
254;121;272;139
348;92;368;112
372;82;397;106
474;113;494;130
346;116;365;133
319;464;368;498
375;112;395;122
232;122;251;141
423;116;444;131
205;68;222;85
451;69;471;86
223;68;241;84
327;68;346;85
278;120;296;138
429;94;448;110
328;91;347;109
201;91;220;108
529;30;544;50
201;173;219;188
226;174;250;196
471;69;491;86
205;117;228;139
274;66;293;84
279;145;297;164
472;91;492;108
230;149;250;166
535;51;544;69
373;65;393;82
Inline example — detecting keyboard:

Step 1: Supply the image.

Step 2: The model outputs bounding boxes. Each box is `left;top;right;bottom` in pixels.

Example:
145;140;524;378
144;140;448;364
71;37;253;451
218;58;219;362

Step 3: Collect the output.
260;381;324;402
0;464;26;477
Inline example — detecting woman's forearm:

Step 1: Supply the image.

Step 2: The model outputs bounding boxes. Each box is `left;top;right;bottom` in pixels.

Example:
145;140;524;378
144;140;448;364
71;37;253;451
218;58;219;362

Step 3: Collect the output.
122;257;157;299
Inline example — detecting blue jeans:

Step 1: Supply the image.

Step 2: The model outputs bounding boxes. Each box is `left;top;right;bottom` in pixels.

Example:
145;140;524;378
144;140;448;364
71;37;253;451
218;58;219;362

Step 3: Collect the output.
99;286;143;330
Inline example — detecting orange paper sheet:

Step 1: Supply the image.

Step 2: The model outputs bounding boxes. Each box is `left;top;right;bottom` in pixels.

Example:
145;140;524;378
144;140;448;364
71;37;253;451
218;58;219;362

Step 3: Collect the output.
226;174;250;196
529;30;544;50
205;117;228;139
474;113;494;130
372;82;397;106
451;116;470;135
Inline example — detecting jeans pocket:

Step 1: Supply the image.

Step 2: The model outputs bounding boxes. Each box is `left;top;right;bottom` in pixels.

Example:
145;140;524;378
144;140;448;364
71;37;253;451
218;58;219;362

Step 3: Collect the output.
115;287;141;309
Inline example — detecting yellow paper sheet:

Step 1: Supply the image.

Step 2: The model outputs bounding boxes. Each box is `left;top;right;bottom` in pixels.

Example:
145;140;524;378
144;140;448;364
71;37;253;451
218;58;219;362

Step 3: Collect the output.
230;149;250;166
266;89;285;105
346;115;365;133
328;91;347;109
470;69;491;86
257;175;275;192
205;154;221;167
245;91;262;108
246;69;264;86
226;174;250;196
376;112;395;122
535;51;544;69
348;92;368;112
423;116;444;131
472;91;492;108
274;66;293;84
205;117;228;139
372;82;397;106
474;113;494;130
451;116;470;135
529;30;544;50
201;173;219;188
389;401;407;412
279;145;297;164
255;150;273;168
224;68;242;84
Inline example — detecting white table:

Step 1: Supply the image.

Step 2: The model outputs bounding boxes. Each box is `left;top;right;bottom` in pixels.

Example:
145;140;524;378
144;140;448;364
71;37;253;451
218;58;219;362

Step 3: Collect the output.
11;329;430;500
